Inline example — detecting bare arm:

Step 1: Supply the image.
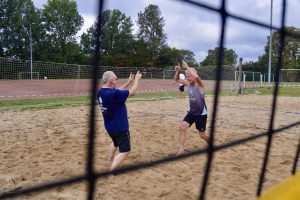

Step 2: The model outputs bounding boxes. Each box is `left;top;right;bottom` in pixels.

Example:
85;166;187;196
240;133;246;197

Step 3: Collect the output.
128;71;142;97
174;64;188;86
118;73;134;90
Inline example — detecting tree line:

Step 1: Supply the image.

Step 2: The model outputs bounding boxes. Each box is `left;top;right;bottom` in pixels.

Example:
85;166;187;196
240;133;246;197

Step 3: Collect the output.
1;0;300;73
0;0;197;68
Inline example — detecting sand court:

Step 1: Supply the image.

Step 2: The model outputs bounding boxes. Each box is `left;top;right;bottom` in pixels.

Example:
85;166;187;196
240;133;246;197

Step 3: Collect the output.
0;95;299;200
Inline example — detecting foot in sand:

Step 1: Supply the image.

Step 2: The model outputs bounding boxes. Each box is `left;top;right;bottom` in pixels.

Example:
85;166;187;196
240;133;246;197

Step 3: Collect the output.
176;149;185;156
108;155;114;163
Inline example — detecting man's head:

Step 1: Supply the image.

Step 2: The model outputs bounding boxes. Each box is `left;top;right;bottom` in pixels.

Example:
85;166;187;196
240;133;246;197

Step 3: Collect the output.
102;71;118;88
185;68;197;83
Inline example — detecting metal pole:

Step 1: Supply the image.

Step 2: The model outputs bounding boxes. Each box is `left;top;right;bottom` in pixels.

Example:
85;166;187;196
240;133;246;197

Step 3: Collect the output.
268;0;273;88
30;23;33;80
238;58;243;94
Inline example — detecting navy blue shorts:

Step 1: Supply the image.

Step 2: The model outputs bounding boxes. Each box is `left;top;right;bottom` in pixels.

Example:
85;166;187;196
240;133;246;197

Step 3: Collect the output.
108;130;131;153
179;85;184;92
183;112;207;132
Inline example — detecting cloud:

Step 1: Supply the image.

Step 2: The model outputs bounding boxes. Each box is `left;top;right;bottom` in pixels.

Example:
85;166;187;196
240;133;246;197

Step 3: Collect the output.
76;15;96;37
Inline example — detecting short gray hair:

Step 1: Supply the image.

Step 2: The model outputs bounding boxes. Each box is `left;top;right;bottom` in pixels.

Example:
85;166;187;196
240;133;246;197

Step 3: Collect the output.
102;71;115;84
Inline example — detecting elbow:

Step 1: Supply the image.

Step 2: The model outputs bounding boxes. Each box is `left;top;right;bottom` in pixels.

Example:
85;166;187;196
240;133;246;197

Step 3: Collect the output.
129;90;136;97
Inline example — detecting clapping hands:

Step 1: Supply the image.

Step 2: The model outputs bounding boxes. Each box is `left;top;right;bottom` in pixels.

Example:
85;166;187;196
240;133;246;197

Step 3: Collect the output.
181;60;188;69
135;71;142;80
175;64;181;71
128;72;134;82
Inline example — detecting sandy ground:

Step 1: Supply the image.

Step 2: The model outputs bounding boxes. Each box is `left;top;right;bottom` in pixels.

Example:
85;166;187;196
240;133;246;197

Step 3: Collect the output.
0;95;299;200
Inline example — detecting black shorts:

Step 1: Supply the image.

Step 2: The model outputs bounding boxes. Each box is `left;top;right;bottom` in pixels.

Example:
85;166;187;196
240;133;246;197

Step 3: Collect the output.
179;85;184;92
108;130;131;153
183;112;207;132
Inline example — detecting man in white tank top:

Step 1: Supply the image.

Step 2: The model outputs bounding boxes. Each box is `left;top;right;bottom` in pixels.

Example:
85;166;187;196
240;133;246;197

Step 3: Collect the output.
178;73;186;98
174;61;209;156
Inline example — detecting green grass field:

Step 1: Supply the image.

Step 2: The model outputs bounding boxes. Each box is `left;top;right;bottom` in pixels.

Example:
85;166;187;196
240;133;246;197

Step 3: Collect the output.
242;86;300;97
0;87;298;112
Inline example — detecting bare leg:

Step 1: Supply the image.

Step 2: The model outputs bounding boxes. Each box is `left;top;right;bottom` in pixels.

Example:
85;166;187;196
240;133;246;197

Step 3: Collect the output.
199;131;210;144
108;142;117;163
176;121;190;156
180;91;185;98
109;152;130;172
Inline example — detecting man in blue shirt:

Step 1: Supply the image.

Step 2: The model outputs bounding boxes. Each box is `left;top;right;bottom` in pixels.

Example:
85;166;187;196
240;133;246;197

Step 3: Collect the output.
98;71;142;172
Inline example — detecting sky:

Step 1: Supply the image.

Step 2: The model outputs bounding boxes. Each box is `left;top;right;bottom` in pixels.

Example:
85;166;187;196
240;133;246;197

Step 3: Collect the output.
32;0;300;63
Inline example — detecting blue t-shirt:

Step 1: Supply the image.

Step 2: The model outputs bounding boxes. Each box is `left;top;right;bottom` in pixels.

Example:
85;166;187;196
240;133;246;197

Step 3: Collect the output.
97;88;129;133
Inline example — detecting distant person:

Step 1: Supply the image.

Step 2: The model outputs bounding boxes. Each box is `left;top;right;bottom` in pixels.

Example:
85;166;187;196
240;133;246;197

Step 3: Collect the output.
97;71;142;172
178;73;186;98
174;61;209;156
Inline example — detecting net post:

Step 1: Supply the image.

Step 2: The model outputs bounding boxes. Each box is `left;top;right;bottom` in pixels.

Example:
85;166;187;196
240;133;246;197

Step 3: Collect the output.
238;57;243;94
243;73;246;88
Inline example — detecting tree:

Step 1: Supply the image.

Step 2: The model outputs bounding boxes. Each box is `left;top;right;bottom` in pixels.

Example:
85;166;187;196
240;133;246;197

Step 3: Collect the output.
101;9;135;55
80;10;135;55
242;61;265;73
133;39;153;67
42;0;83;63
137;4;167;64
268;26;300;69
80;23;96;56
0;0;40;59
80;9;135;66
254;26;300;78
200;47;238;67
158;47;198;68
254;26;300;82
0;0;7;57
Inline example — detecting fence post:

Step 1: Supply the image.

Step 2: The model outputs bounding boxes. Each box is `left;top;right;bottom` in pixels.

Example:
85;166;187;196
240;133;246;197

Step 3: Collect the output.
238;58;243;94
243;73;246;88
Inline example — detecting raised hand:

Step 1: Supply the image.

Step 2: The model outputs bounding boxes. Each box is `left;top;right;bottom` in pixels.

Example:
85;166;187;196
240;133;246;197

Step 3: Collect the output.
135;71;142;80
182;61;188;69
128;72;134;82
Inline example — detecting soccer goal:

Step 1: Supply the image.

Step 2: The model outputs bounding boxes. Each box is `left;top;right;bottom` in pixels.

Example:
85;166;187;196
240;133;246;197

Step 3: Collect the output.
235;71;263;88
18;72;40;80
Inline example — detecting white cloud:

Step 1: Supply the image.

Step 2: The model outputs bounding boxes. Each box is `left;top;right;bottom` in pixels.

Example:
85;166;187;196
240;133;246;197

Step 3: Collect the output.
167;16;220;42
76;15;96;37
196;50;209;62
255;0;269;9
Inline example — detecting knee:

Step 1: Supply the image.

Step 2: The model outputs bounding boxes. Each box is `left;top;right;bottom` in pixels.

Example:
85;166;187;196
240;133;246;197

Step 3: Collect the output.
179;123;187;132
179;121;190;132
